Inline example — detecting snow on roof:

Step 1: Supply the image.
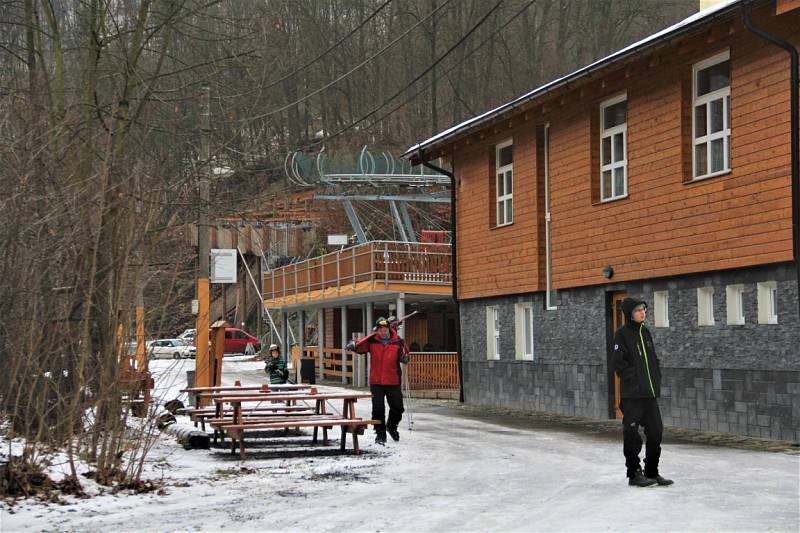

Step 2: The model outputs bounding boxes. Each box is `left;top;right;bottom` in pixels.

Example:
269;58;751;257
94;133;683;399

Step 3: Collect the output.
403;0;743;158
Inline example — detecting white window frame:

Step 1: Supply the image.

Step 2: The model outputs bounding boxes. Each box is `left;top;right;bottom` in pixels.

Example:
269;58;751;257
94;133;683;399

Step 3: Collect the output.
693;50;731;180
599;93;628;201
757;281;778;324
514;303;535;361
725;284;745;326
495;139;514;227
486;306;500;360
697;287;715;326
653;290;669;328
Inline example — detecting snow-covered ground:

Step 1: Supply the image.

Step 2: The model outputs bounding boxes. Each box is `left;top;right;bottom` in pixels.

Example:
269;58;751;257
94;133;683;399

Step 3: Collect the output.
2;358;798;532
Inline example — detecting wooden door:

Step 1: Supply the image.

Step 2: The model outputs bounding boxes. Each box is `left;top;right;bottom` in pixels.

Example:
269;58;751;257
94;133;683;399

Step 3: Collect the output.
611;293;627;419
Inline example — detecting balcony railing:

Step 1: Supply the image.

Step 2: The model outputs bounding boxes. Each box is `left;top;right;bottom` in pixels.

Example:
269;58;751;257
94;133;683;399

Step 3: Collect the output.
301;349;459;391
264;240;451;301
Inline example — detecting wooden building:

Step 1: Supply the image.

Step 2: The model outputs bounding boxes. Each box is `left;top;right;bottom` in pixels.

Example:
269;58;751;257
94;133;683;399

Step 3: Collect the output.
262;240;459;392
407;0;800;441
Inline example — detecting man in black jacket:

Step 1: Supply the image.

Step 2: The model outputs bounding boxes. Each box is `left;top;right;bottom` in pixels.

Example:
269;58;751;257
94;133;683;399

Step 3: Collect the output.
613;298;674;487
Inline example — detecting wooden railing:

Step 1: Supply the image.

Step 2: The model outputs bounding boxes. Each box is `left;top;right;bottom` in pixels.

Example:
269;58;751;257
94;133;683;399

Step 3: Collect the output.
303;347;353;381
301;348;458;391
407;352;459;390
264;241;451;300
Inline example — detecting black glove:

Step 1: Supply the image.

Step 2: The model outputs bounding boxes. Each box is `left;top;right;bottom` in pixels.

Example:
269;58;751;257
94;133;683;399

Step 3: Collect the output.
345;342;356;352
266;363;276;372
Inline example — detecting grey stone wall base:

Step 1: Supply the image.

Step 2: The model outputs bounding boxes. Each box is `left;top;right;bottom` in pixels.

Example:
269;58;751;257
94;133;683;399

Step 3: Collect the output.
458;263;800;442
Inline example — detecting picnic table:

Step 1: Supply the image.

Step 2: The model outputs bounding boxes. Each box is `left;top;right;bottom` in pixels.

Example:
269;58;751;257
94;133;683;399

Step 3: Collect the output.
212;391;376;459
181;383;310;407
179;384;315;432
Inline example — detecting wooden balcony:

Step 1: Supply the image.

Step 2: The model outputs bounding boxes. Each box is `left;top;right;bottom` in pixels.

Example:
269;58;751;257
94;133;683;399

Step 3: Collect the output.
263;241;452;309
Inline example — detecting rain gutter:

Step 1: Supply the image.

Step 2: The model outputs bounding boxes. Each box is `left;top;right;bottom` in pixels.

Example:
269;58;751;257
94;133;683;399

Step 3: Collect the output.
741;1;800;324
418;149;464;403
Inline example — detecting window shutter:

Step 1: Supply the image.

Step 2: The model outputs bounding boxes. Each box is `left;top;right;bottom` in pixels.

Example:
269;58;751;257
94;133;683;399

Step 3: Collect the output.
514;304;523;359
486;307;494;359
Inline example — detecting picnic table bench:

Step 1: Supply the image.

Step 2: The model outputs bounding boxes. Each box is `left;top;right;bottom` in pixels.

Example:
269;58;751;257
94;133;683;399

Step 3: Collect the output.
181;404;317;432
213;391;377;459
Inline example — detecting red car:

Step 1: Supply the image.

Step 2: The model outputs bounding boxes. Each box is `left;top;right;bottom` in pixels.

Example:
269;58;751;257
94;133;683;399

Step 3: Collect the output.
223;328;261;354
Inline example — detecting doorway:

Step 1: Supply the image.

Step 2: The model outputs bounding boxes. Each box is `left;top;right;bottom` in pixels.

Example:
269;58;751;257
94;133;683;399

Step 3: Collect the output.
608;292;627;419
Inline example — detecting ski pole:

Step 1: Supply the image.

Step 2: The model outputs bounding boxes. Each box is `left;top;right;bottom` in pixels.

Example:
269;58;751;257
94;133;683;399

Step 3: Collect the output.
403;362;414;431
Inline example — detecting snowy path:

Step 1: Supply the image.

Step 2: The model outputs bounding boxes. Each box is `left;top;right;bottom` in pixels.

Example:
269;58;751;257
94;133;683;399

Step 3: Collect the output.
1;358;798;532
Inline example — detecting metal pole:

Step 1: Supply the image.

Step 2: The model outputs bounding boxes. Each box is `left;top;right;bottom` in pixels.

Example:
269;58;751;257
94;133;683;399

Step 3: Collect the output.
396;293;406;339
384;243;389;288
365;302;373;386
281;311;287;353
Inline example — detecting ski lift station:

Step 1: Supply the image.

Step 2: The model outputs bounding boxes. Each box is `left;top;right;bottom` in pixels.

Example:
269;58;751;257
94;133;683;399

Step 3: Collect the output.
265;146;460;395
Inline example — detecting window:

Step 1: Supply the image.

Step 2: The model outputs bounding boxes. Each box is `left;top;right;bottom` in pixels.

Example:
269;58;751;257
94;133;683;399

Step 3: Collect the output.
653;291;669;328
726;284;745;325
495;140;513;226
514;303;534;361
486;306;500;360
757;281;778;324
600;94;628;201
693;51;731;179
697;287;715;326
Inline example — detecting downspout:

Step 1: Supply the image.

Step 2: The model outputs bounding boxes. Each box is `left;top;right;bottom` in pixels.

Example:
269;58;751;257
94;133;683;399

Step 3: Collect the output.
419;150;465;403
742;2;800;325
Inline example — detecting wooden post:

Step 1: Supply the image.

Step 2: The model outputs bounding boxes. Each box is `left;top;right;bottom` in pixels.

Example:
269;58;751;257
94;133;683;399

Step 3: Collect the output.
341;305;347;384
297;310;305;383
317;307;325;381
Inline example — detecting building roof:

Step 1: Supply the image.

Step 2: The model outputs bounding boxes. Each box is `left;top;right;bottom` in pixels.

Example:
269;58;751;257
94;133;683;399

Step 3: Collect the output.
403;0;746;160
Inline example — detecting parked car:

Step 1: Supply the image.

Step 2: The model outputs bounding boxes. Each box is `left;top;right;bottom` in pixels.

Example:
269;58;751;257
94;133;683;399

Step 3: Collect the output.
148;338;195;359
177;329;196;342
223;328;260;354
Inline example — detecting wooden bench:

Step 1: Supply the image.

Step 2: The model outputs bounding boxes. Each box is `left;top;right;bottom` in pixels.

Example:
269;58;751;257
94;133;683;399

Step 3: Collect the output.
224;417;380;459
206;411;323;442
180;405;314;431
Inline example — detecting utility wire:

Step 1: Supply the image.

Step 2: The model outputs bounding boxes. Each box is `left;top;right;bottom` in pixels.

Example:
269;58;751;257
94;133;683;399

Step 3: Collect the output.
142;0;520;218
241;0;393;96
223;0;453;124
221;0;508;167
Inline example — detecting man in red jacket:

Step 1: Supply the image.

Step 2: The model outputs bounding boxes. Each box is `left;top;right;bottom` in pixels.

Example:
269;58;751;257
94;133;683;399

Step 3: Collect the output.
348;317;409;445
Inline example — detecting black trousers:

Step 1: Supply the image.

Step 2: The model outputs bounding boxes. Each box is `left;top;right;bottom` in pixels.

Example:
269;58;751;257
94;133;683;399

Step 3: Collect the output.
620;398;663;478
370;384;404;433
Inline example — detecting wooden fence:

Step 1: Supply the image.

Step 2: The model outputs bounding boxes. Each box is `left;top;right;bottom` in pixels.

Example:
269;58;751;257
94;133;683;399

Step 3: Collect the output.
407;352;459;390
300;348;458;391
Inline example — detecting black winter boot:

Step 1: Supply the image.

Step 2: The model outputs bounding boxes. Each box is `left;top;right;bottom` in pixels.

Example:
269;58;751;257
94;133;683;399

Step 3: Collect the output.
628;470;657;487
375;427;387;446
648;475;674;486
387;425;400;442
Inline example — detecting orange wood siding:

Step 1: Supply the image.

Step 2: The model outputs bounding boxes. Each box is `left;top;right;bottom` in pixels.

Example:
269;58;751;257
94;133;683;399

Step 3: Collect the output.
455;126;541;299
452;11;797;300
